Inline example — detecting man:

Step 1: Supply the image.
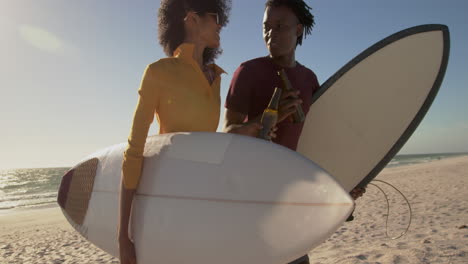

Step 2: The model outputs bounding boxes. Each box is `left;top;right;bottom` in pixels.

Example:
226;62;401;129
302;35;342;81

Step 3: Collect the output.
224;1;365;263
223;0;315;146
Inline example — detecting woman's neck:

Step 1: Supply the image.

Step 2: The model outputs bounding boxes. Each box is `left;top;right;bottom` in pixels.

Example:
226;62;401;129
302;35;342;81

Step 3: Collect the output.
183;38;215;84
184;37;206;67
192;44;205;67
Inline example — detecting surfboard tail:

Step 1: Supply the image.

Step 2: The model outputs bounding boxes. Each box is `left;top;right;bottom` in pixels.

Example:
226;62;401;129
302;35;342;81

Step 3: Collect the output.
57;158;99;227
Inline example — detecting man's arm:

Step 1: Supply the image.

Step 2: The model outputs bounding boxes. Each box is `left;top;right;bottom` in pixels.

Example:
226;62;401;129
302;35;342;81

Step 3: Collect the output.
223;88;301;138
346;186;367;222
223;109;262;137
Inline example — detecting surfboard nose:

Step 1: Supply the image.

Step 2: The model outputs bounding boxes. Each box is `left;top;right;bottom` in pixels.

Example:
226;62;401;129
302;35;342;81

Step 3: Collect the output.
56;158;99;226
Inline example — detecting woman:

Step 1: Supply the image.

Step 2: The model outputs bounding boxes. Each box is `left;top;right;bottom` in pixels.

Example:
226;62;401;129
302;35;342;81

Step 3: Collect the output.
118;1;232;263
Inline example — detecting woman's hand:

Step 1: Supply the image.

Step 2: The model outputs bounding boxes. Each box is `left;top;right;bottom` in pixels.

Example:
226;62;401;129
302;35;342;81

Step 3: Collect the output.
119;234;137;264
119;181;137;264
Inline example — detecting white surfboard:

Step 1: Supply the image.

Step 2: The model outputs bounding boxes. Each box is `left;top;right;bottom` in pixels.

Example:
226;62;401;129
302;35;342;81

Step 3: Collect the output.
58;132;353;264
297;24;450;192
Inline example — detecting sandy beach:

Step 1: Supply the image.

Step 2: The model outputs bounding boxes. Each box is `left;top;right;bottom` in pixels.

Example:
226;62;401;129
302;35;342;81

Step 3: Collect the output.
1;156;467;264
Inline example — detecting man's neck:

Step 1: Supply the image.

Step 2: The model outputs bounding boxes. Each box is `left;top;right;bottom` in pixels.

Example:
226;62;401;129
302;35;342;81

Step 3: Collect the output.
269;53;296;68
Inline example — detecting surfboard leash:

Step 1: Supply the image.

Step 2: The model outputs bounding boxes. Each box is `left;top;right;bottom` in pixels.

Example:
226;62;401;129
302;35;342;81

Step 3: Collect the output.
368;179;413;239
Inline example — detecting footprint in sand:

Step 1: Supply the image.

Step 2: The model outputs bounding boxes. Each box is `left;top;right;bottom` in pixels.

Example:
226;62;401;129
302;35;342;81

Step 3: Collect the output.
355;254;368;260
396;242;408;249
414;233;425;238
393;255;409;263
1;244;12;250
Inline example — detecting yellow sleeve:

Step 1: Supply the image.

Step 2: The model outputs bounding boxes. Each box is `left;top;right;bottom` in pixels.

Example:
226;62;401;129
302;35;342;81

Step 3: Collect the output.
122;65;159;189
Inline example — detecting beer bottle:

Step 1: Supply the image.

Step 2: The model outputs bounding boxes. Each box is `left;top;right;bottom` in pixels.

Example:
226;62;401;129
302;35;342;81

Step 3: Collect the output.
278;69;305;123
259;87;282;140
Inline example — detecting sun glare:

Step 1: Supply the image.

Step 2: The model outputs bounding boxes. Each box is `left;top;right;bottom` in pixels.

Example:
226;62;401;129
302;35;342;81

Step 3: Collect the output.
18;24;64;54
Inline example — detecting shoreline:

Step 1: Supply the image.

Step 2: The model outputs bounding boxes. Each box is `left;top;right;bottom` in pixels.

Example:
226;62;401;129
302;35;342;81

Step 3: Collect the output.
0;203;59;216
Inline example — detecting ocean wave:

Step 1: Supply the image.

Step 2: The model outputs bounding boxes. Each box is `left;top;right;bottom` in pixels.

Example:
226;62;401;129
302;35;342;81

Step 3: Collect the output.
0;205;16;210
18;200;58;209
0;196;57;210
1;181;34;190
387;153;468;168
0;200;57;210
387;161;400;166
0;192;57;203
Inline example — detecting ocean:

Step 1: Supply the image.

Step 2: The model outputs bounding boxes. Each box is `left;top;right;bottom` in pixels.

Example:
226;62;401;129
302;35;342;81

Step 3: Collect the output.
1;153;466;211
0;167;69;211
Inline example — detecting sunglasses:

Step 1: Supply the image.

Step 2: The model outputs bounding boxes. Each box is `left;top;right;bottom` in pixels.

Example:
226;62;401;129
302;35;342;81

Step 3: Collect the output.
193;12;220;25
206;12;220;25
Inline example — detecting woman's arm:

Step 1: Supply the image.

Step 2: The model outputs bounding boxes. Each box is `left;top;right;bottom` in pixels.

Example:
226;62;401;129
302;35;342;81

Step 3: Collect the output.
118;184;137;264
119;65;159;264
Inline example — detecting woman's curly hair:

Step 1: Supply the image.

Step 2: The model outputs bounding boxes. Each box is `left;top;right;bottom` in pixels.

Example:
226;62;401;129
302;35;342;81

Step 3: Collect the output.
158;0;232;65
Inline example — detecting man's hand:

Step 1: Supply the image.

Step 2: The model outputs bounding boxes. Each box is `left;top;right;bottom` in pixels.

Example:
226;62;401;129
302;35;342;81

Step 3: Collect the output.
350;186;366;200
346;186;367;222
269;126;278;139
223;109;278;139
278;90;302;123
228;122;263;137
119;234;137;264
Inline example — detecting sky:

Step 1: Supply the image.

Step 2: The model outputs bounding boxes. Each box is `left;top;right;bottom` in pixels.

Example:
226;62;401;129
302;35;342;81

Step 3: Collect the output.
0;0;467;170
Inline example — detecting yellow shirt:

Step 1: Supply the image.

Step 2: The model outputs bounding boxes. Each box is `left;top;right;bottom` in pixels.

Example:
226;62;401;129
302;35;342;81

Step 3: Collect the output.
122;43;226;189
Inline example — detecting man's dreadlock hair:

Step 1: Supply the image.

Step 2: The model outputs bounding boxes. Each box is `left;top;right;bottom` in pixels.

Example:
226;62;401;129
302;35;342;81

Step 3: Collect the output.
265;0;315;46
158;0;232;65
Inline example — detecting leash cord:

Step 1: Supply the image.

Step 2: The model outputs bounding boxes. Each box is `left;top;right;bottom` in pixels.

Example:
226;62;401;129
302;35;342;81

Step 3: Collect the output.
368;179;413;239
